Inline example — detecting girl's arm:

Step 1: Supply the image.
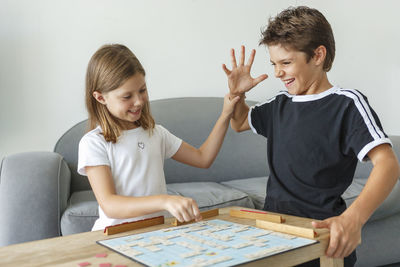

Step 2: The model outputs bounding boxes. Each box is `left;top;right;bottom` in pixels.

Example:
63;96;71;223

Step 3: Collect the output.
172;94;239;168
86;165;202;222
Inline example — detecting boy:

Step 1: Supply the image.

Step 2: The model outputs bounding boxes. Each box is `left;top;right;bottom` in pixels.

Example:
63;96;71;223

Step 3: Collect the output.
222;6;400;267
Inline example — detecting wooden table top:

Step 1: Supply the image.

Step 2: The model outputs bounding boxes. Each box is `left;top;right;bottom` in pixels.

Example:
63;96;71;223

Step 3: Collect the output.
0;206;341;267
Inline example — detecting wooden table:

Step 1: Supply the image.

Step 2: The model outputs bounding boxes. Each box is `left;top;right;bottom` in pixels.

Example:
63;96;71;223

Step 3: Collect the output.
0;207;343;267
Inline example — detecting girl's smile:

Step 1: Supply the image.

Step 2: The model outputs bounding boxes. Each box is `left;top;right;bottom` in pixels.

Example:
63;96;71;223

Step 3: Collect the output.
128;109;141;116
127;108;142;122
93;73;148;130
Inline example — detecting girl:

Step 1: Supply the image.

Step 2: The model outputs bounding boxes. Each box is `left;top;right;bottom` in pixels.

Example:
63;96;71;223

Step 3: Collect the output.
78;44;239;231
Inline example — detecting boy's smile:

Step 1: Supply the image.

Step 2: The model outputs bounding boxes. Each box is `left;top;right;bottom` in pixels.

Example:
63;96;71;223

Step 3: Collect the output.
268;44;332;96
283;78;295;88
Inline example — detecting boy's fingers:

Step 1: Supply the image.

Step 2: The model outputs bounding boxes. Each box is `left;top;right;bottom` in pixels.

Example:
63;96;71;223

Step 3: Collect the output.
253;74;268;85
343;242;355;258
332;241;345;258
222;64;231;75
311;220;330;229
230;48;237;68
327;234;339;257
239;45;245;66
246;49;256;66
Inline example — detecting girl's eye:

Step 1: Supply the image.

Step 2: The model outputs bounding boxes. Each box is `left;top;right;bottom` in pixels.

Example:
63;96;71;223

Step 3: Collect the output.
140;88;147;94
123;96;131;99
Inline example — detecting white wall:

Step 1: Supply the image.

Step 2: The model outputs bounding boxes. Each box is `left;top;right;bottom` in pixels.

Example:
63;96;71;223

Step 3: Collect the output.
1;0;399;160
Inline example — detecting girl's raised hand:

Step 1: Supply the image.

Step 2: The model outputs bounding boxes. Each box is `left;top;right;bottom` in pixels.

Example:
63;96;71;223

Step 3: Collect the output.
222;45;268;96
222;94;241;119
164;195;202;223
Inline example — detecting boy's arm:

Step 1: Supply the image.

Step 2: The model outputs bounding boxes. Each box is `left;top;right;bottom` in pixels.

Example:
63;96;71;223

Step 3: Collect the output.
230;95;250;132
86;165;201;222
172;94;239;168
312;144;400;258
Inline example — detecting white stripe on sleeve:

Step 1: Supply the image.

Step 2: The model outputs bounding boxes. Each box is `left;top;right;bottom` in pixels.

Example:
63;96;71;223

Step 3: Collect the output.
335;89;385;140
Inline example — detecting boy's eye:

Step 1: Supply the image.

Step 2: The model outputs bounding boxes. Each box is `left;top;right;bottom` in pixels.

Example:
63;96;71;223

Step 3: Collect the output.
283;62;291;65
123;95;131;99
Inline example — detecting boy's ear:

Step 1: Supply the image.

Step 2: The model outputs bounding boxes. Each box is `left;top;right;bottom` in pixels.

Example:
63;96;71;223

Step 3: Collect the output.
313;45;327;67
92;91;107;105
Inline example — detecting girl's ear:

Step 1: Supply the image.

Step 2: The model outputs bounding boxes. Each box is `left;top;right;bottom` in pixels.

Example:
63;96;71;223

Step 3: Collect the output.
92;91;106;105
313;45;327;67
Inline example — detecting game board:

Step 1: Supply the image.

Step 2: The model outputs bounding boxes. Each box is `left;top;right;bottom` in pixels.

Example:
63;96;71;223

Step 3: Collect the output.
97;219;317;267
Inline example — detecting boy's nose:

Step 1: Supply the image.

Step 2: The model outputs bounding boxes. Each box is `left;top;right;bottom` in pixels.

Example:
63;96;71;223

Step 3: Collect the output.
275;68;284;78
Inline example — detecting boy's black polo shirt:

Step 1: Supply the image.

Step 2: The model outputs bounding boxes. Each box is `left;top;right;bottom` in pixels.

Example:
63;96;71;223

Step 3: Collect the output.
249;86;391;220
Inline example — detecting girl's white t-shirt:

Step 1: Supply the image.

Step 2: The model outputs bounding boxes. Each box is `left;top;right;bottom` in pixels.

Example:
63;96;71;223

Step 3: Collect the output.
77;124;182;231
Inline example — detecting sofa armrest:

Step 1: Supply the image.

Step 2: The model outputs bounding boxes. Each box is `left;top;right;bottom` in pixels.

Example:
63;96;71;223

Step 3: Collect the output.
0;152;70;246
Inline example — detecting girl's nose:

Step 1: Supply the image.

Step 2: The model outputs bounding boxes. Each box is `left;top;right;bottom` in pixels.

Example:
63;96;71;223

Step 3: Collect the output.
133;96;144;106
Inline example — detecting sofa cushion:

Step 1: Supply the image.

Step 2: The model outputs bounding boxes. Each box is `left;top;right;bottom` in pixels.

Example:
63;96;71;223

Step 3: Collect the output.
60;182;255;236
220;177;268;210
60;190;98;235
62;179;400;234
167;182;255;210
221;176;400;222
342;178;400;222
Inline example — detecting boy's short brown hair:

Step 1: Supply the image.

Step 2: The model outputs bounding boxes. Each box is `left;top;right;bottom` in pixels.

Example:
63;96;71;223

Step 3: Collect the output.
260;6;335;72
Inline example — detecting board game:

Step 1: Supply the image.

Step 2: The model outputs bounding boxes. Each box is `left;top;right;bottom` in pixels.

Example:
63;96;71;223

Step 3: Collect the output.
98;219;317;267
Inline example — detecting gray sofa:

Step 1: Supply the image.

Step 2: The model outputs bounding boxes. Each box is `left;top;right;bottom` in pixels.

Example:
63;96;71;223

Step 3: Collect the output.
1;97;399;267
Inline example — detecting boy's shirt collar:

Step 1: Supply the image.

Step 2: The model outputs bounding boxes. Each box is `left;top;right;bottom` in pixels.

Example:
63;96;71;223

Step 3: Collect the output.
282;85;338;102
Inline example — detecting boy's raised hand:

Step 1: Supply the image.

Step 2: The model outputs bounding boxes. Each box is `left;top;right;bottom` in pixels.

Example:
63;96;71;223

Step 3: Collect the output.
222;45;268;96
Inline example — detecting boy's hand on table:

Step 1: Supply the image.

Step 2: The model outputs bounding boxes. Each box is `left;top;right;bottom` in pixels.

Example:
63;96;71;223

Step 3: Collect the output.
312;214;362;258
222;45;268;96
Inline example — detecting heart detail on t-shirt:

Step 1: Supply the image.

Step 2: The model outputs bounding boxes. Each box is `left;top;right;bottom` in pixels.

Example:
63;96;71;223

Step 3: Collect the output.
138;142;145;149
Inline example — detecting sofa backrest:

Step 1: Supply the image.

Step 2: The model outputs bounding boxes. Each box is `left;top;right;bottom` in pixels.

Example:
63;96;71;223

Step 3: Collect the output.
151;97;268;184
54;96;400;193
54;97;269;193
54;120;89;193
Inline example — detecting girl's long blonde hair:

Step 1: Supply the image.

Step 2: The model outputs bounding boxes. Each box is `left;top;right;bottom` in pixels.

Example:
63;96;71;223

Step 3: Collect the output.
85;44;155;143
